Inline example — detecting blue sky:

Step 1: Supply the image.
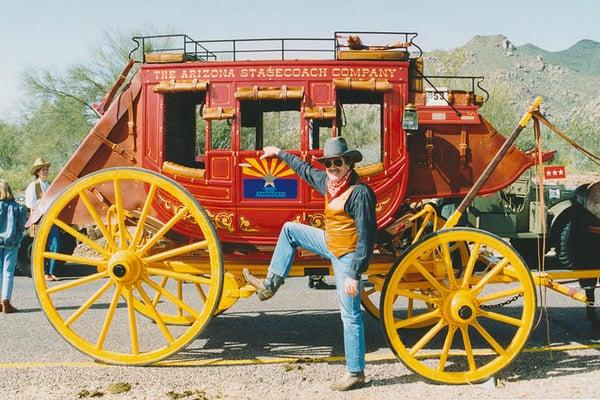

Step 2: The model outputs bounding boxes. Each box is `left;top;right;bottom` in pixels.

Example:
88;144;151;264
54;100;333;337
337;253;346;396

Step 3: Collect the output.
1;0;599;120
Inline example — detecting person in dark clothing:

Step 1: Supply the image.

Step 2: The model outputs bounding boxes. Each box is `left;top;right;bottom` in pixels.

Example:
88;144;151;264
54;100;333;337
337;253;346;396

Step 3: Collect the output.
0;180;28;313
244;137;376;391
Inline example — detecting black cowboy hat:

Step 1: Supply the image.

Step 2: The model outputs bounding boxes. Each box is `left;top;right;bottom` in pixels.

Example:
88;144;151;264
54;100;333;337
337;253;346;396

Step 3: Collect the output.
314;137;362;164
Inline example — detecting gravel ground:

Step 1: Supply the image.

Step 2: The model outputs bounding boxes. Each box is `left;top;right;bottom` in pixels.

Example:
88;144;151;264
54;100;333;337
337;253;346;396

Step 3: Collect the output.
3;275;600;399
2;349;600;400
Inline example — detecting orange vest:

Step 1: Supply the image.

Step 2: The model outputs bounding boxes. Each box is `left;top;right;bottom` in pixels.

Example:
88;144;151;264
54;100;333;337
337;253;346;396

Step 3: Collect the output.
324;186;358;257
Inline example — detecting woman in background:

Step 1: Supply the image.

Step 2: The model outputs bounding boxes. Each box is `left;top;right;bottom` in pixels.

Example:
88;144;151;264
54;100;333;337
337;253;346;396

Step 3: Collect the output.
25;157;60;281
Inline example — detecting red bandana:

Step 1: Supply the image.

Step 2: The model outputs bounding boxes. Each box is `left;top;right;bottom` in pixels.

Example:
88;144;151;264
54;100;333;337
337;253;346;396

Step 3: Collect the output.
326;170;353;201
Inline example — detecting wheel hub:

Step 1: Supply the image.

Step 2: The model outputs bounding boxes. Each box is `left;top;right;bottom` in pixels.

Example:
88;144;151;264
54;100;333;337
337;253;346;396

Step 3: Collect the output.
108;250;143;285
444;289;478;324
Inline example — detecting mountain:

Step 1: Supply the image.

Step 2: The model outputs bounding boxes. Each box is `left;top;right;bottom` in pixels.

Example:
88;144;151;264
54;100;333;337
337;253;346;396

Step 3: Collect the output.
423;35;600;169
518;39;600;77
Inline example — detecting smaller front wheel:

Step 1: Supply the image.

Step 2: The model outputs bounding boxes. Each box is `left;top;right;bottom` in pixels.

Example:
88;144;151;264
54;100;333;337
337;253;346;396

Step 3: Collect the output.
381;228;536;384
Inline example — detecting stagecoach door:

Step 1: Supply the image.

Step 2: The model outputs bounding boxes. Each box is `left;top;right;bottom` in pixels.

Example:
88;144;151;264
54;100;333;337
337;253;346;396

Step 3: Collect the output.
235;87;306;241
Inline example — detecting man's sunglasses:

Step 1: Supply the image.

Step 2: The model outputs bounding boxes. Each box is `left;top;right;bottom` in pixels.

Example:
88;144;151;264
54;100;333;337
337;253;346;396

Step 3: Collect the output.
324;159;344;168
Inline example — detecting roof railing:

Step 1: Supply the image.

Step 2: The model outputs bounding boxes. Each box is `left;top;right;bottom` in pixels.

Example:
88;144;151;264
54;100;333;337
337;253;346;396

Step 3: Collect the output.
129;32;422;62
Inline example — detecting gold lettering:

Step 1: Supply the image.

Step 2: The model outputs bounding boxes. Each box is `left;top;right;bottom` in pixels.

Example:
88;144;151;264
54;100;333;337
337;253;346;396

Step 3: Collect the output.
168;70;176;79
240;68;248;78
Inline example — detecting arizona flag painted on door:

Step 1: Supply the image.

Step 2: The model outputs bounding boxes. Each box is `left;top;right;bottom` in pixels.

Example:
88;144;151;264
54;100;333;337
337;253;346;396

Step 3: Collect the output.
544;165;566;179
242;157;298;199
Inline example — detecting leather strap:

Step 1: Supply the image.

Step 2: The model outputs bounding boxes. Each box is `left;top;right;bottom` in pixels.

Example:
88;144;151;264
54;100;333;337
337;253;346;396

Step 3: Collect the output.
425;129;434;168
90;128;136;163
459;126;468;168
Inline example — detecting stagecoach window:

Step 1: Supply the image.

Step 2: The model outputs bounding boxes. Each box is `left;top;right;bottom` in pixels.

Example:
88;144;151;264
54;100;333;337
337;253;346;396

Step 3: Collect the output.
336;90;383;165
211;119;231;149
164;92;206;169
309;119;333;150
240;100;301;150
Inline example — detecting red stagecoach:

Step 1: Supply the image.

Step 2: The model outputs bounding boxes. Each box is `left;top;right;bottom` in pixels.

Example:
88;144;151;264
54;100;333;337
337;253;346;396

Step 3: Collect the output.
29;32;560;383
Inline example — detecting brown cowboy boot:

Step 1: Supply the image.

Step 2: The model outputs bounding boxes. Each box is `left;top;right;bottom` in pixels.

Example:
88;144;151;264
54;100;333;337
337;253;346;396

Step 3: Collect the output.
243;268;284;301
2;299;18;314
329;371;366;391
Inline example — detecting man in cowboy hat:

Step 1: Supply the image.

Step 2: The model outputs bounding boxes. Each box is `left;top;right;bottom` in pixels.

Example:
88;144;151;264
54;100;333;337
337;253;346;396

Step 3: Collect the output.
25;157;60;281
244;137;376;391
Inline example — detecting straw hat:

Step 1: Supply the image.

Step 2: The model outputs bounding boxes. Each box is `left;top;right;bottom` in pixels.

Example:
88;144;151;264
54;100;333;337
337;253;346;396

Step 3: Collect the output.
30;157;51;176
314;137;362;163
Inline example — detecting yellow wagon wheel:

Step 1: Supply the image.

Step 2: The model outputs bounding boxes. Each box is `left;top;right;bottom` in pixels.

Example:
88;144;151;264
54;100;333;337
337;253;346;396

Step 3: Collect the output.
381;228;536;384
32;167;223;365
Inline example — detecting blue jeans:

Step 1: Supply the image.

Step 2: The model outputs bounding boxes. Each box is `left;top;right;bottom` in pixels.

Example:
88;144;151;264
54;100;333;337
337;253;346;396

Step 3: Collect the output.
0;246;18;300
269;222;366;373
45;225;60;275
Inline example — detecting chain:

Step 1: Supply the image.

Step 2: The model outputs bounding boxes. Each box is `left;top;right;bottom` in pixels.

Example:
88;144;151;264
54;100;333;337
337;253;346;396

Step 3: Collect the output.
480;292;523;310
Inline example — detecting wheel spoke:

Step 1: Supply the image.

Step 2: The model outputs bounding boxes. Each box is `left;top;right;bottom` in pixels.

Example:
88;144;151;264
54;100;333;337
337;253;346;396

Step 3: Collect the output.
471;258;509;294
46;271;109;295
80;191;117;251
65;280;113;327
394;308;441;329
96;285;122;350
146;267;212;285
137;206;189;256
113;179;128;250
472;320;505;355
194;283;207;302
142;277;201;319
42;252;105;268
409;319;446;356
151;277;169;306
52;218;110;258
461;243;481;289
479;309;523;327
438;325;457;371
130;184;157;250
395;289;441;304
142;240;208;264
410;261;448;295
135;283;174;343
477;287;523;304
176;280;183;317
460;326;477;372
441;242;458;290
363;287;376;296
125;286;140;354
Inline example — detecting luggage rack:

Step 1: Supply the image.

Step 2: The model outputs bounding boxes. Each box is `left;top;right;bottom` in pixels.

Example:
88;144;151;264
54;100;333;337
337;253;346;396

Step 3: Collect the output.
129;31;422;62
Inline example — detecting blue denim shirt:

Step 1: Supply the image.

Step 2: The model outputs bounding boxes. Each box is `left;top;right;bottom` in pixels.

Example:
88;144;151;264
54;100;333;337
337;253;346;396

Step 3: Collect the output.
278;151;377;279
0;200;28;248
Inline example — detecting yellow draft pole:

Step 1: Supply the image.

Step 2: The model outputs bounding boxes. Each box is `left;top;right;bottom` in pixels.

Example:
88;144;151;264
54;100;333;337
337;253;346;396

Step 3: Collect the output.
443;96;543;229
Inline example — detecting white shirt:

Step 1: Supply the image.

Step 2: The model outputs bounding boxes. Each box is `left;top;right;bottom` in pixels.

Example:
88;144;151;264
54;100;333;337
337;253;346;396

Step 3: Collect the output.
25;179;50;210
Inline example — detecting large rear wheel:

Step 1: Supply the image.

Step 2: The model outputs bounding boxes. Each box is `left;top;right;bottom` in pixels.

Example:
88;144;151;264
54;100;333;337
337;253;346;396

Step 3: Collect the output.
33;168;223;365
381;228;536;384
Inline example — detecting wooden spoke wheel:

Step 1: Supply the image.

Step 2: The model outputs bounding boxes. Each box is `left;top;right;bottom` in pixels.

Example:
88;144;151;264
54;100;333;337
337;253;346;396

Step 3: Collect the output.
33;168;223;365
381;228;536;384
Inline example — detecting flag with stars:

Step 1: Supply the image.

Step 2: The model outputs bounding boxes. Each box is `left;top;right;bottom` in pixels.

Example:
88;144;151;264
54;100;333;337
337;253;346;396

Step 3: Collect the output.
544;165;566;180
242;157;298;199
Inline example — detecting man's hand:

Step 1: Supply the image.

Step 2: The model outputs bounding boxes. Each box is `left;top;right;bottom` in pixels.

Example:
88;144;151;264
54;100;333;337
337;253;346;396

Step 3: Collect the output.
261;146;281;159
344;277;359;297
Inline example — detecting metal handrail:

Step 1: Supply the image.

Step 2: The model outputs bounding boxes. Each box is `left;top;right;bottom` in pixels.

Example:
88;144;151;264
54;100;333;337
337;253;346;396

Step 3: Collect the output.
129;32;422;62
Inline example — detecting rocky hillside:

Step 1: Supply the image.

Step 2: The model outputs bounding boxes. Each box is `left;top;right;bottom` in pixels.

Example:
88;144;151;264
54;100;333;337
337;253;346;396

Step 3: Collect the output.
423;35;600;170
